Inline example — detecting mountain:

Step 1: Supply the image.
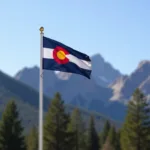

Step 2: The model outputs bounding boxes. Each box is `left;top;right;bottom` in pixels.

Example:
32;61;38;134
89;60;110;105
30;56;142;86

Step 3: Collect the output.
91;54;121;86
0;70;120;132
14;67;126;120
13;56;150;122
14;54;126;121
15;66;58;91
110;60;150;102
15;54;122;88
14;54;122;102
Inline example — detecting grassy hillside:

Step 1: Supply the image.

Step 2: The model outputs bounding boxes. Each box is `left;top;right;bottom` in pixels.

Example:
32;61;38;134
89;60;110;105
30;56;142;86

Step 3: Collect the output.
0;70;121;133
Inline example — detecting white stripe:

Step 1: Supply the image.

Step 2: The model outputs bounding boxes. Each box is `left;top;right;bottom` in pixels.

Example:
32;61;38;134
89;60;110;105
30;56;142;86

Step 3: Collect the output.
67;55;91;70
43;48;53;59
43;48;91;70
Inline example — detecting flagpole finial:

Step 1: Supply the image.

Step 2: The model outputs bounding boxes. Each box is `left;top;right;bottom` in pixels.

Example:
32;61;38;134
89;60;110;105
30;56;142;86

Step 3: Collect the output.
39;26;44;33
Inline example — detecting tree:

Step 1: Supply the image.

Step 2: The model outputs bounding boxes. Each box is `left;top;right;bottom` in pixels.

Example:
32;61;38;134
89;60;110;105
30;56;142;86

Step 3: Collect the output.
0;100;25;150
102;138;114;150
107;126;117;150
68;108;86;150
43;92;72;150
102;126;121;150
86;115;99;150
100;120;111;146
120;88;150;150
116;130;121;150
26;126;38;150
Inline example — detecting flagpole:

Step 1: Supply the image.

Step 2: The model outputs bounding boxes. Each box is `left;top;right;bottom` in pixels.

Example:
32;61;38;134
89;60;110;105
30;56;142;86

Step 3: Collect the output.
39;26;44;150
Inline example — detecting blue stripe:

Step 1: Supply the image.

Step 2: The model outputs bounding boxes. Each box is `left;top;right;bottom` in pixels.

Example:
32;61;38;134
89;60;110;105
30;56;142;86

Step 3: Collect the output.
43;36;91;61
43;58;91;79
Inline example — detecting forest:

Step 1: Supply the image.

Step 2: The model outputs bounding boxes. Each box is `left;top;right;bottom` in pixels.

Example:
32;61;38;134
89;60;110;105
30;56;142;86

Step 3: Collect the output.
0;88;149;150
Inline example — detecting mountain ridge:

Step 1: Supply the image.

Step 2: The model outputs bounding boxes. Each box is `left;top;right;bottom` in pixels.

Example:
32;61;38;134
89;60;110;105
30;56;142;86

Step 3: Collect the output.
14;56;150;121
91;54;121;86
110;60;150;102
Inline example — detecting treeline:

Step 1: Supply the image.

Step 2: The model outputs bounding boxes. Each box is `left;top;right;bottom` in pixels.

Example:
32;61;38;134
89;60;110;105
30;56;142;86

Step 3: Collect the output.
0;88;150;150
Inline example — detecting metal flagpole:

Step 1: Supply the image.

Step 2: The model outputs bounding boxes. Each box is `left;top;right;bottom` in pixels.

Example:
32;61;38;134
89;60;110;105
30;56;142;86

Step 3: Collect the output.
39;26;44;150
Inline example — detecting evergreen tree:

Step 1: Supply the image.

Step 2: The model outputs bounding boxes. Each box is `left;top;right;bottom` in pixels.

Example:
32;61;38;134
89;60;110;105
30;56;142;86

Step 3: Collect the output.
102;137;114;150
107;126;117;150
43;92;73;150
116;130;121;150
100;120;111;146
26;126;38;150
68;108;86;150
86;115;99;150
0;100;25;150
120;88;150;150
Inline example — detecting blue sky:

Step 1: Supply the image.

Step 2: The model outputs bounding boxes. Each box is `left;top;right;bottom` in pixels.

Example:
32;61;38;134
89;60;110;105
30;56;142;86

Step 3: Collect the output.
0;0;150;76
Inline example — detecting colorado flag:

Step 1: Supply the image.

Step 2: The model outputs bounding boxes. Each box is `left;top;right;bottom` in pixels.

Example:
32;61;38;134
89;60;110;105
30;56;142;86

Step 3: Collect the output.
42;36;92;79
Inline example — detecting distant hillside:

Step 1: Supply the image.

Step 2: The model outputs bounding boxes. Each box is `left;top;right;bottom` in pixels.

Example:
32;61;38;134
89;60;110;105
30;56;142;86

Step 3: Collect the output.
0;70;50;132
0;70;120;132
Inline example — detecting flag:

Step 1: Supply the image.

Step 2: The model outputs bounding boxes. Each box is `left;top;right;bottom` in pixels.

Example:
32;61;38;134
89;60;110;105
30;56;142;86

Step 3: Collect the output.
42;36;92;79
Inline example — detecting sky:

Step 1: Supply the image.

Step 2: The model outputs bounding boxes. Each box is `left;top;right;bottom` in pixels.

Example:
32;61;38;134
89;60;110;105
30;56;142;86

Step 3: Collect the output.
0;0;150;76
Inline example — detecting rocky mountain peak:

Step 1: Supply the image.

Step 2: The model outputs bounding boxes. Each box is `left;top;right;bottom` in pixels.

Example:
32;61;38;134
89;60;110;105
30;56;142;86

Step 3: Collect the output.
137;60;150;70
91;54;122;86
110;59;150;102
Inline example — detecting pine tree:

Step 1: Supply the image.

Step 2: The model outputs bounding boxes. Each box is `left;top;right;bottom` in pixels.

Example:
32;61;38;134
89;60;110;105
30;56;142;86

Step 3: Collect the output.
68;108;86;150
86;115;99;150
120;88;150;150
102;126;121;150
116;130;121;150
43;92;73;150
26;126;38;150
0;100;25;150
107;126;117;150
100;120;111;146
102;137;114;150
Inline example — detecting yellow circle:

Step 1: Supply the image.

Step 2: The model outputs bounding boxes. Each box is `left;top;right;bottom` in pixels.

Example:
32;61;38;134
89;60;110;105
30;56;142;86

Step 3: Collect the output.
57;50;66;60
